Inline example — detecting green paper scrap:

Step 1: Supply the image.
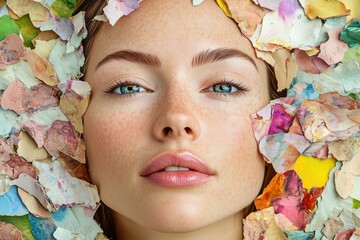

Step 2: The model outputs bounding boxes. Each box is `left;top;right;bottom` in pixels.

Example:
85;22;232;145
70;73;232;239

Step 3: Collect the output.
51;0;77;18
354;198;360;209
0;15;19;41
15;15;41;49
340;20;360;47
343;44;360;64
0;215;36;240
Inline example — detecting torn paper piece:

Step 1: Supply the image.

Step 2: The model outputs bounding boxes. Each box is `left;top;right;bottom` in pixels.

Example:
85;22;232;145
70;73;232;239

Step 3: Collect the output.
5;154;37;179
44;120;86;163
305;162;359;238
53;227;74;240
50;0;77;18
299;0;350;20
302;141;329;159
272;45;297;91
243;207;287;240
286;83;320;106
272;170;308;231
295;61;360;96
28;213;57;240
298;100;359;142
0;107;20;138
316;16;347;46
0;34;24;69
49;39;85;82
302;187;324;211
33;39;58;59
10;174;53;212
285;231;314;239
322;216;344;238
17;106;68;147
0;221;24;240
251;4;322;50
52;207;103;240
23;49;59;86
343;45;360;64
318;27;349;65
40;16;73;41
218;0;268;37
17;131;49;162
0;15;19;42
293;155;336;189
0;174;11;195
192;0;205;6
252;0;282;11
103;0;140;26
0;61;17;90
340;20;360;48
334;228;356;239
60;89;90;133
259;133;310;173
58;80;91;96
0;186;28;216
10;60;41;88
0;137;13;162
18;188;51;219
33;161;100;210
254;173;284;210
1;80;59;115
58;157;91;182
68;11;88;52
338;209;360;236
328;138;360;161
251;98;297;141
6;0;49;27
292;49;329;74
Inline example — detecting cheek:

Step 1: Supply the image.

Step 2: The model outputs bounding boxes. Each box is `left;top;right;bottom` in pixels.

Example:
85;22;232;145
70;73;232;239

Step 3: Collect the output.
83;100;142;192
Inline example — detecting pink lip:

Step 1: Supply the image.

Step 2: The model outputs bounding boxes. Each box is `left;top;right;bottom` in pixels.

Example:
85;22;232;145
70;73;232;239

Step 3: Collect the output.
140;152;214;187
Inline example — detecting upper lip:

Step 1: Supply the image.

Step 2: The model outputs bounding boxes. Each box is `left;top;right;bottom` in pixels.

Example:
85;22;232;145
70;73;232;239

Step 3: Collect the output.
140;152;215;176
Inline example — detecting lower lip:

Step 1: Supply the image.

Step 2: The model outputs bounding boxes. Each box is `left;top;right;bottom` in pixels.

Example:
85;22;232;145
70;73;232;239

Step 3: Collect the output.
142;171;212;187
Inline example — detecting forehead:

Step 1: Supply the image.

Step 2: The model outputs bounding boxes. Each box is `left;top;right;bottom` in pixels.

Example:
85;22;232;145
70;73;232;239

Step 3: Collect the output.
87;0;264;71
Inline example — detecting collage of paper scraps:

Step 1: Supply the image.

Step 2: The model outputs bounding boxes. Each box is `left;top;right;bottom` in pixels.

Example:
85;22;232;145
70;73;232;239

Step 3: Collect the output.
0;0;107;239
210;0;360;239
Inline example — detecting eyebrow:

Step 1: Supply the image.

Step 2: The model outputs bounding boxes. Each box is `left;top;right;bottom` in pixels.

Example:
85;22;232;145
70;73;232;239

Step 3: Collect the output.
96;50;161;69
96;48;257;70
192;48;257;69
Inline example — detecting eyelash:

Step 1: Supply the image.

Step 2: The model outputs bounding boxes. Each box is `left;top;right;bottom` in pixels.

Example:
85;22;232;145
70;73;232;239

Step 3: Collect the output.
203;78;249;97
104;77;249;98
104;79;148;98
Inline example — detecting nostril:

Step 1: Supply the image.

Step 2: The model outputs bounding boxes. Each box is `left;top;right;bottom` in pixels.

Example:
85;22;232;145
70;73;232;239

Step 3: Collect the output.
163;127;172;136
184;127;191;134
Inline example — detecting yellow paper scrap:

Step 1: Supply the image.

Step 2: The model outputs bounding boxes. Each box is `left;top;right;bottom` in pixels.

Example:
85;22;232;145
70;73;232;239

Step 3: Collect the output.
339;0;360;20
294;155;336;189
305;48;320;57
17;131;49;162
303;0;350;20
216;0;231;17
272;48;298;91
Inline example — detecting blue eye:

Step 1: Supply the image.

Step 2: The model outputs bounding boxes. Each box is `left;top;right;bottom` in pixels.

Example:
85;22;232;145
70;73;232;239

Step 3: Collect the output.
111;83;146;95
212;84;237;93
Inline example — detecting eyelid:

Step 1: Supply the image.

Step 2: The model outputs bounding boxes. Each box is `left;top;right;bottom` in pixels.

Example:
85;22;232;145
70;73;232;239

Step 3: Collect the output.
104;78;152;95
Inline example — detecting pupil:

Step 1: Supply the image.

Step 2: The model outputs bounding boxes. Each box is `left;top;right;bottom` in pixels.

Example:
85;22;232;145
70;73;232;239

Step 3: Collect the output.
215;84;231;92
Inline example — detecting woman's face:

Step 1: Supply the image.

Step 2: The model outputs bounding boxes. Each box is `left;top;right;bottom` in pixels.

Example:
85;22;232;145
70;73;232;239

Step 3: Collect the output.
84;0;269;233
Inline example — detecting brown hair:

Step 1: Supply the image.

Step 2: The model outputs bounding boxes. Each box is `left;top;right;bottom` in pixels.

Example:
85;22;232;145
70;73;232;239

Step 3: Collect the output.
75;1;285;238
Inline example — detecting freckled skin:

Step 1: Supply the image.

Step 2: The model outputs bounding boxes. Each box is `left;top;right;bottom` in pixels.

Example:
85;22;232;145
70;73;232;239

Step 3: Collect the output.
84;0;270;239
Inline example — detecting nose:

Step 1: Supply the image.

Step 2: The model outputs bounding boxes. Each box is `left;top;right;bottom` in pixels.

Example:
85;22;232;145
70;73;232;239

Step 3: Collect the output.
153;95;201;142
